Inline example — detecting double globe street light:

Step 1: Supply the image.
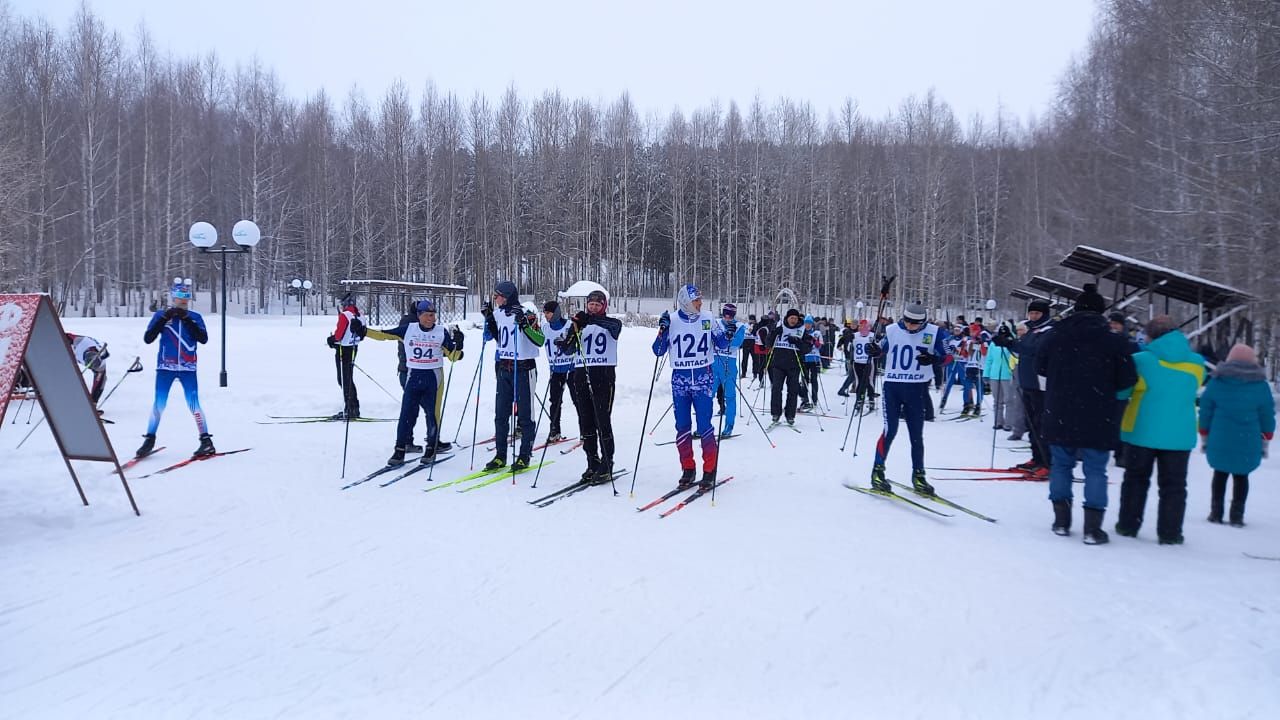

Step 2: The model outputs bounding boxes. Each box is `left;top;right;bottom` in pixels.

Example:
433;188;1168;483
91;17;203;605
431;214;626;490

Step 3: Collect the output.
289;278;314;327
189;220;261;388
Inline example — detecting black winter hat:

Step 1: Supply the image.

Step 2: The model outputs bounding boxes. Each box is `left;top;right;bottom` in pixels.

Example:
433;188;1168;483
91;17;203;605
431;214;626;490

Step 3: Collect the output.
1074;283;1106;314
1108;311;1125;324
1028;300;1051;315
543;300;560;313
494;280;518;301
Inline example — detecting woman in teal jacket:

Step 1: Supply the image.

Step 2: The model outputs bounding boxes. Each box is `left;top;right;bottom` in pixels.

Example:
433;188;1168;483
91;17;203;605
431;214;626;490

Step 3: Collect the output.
1199;343;1276;526
983;323;1017;430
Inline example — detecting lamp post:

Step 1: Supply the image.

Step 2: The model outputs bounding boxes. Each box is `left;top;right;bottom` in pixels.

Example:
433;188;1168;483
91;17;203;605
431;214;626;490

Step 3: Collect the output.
189;220;261;388
290;278;314;327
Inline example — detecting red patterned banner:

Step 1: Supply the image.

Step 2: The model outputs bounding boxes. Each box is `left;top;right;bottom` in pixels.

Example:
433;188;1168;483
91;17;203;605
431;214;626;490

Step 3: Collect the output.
0;295;44;423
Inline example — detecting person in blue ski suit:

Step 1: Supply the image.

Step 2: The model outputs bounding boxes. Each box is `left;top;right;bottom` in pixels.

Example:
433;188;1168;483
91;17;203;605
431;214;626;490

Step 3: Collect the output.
652;284;728;490
856;302;950;495
135;280;213;459
540;300;577;442
712;302;748;438
365;300;464;467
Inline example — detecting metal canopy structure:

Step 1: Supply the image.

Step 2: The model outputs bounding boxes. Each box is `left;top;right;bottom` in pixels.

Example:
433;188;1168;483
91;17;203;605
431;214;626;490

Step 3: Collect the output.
1009;288;1069;311
1057;245;1257;355
338;280;469;325
1026;275;1112;305
1061;246;1254;310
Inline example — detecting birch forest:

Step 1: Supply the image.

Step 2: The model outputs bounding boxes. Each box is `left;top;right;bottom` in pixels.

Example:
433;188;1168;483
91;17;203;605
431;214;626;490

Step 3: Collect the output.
0;0;1276;340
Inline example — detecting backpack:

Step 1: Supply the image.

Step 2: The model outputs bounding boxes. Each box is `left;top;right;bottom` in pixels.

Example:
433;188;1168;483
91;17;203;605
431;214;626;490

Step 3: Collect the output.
350;314;367;339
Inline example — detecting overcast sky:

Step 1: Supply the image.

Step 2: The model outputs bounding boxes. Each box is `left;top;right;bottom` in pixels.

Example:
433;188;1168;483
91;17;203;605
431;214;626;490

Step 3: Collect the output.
15;0;1097;123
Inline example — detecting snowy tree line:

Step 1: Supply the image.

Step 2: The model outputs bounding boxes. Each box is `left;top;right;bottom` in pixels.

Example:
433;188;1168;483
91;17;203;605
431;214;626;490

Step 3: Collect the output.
0;0;1275;352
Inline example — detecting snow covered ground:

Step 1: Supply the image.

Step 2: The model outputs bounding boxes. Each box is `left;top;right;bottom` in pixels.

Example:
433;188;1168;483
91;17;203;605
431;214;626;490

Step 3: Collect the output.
3;314;1278;719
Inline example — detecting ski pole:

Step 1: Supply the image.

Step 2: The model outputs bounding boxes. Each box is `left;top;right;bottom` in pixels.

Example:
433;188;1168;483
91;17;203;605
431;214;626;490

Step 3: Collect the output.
340;349;352;479
711;387;726;506
427;329;462;485
451;343;484;443
735;376;775;448
627;352;663;496
469;338;489;470
648;401;673;436
353;362;400;403
989;378;1001;468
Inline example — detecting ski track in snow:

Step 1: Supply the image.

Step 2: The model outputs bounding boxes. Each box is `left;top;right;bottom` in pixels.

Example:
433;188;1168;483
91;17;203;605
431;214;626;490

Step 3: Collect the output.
1;315;1278;719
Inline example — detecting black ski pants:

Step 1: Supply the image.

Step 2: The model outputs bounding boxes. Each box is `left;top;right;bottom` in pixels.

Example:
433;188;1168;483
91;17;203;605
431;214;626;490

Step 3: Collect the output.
768;364;801;421
1210;470;1249;523
548;370;573;436
570;366;616;470
1022;388;1047;467
333;345;360;416
1117;445;1190;540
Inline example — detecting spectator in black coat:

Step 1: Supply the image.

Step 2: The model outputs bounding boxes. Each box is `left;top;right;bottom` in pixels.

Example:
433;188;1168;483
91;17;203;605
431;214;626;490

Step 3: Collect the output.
1035;285;1138;545
992;299;1055;472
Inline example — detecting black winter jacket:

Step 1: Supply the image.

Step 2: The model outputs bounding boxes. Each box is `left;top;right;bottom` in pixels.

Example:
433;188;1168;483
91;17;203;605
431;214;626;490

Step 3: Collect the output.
1034;312;1138;449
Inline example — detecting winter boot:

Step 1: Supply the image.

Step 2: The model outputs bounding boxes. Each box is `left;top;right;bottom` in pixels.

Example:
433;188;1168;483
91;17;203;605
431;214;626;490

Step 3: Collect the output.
1114;521;1138;538
1229;490;1247;527
960;404;973;417
1082;507;1110;545
418;443;437;463
1052;500;1072;536
677;468;696;489
581;435;601;482
435;440;452;453
387;446;407;467
911;469;935;496
870;464;891;493
699;470;716;492
1158;536;1184;545
547;432;566;444
193;433;216;458
483;457;506;472
135;434;156;459
406;443;425;454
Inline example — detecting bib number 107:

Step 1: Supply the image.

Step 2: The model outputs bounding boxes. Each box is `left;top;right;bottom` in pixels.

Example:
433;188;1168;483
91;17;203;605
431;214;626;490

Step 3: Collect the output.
889;345;916;371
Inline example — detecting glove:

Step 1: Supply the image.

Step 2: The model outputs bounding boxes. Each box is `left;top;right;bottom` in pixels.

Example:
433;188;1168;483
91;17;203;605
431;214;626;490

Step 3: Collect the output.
326;335;337;349
516;311;531;330
725;319;738;334
916;350;938;366
573;311;590;329
865;343;882;358
658;311;671;333
452;327;465;349
481;301;494;319
164;307;180;320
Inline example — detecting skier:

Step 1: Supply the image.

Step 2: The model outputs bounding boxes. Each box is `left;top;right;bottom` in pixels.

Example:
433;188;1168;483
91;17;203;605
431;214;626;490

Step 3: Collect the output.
762;309;811;426
959;324;987;417
938;326;966;411
739;314;756;379
325;295;364;420
839;320;876;413
556;288;623;484
652;284;728;490
366;300;464;466
749;313;773;386
482;280;544;471
856;303;949;495
800;315;823;411
540;300;577;443
712;303;748;438
136;280;213;459
65;332;108;405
